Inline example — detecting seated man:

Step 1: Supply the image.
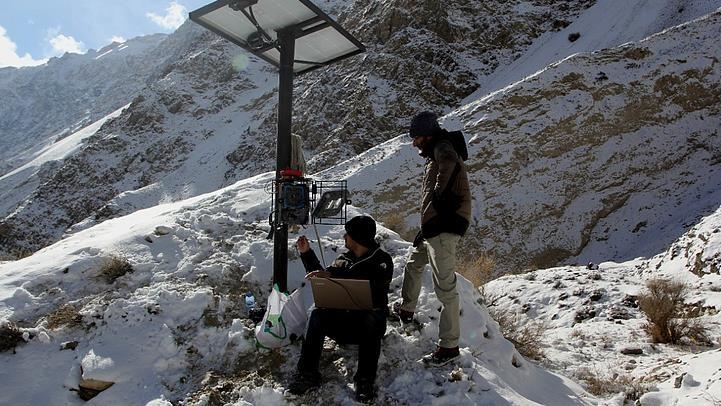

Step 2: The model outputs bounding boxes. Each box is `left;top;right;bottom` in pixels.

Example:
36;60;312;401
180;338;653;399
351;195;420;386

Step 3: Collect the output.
288;215;393;402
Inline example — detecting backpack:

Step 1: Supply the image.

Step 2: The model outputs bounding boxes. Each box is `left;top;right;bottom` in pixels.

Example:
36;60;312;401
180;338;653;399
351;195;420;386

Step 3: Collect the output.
440;130;468;161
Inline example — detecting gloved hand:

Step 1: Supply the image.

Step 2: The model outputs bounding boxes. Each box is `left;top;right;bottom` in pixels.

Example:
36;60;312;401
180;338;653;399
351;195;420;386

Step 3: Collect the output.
412;230;425;247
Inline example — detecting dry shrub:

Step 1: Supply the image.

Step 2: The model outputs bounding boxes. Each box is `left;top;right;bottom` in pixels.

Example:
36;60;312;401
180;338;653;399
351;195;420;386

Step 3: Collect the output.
0;249;33;261
575;368;652;400
0;322;24;352
379;211;412;241
569;328;590;341
488;308;546;361
638;278;709;344
459;252;496;289
46;304;83;329
99;255;134;283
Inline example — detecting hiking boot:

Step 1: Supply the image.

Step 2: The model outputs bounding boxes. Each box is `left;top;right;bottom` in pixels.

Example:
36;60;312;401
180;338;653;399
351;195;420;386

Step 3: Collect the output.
391;302;414;324
354;380;376;403
422;346;460;366
287;371;320;395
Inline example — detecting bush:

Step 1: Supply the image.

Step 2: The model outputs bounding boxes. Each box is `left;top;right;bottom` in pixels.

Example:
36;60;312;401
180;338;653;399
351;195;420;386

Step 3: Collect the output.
459;252;496;290
378;211;412;241
99;255;134;283
46;304;83;330
0;322;24;353
638;278;709;344
575;368;652;400
0;250;33;261
489;308;546;361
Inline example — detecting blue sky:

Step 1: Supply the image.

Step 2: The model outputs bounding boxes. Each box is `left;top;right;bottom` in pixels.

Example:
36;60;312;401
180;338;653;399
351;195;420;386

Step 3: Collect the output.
0;0;211;68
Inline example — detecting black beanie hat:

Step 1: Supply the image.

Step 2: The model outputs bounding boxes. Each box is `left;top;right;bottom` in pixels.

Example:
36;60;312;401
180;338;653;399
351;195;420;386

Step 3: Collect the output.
409;111;441;138
345;215;377;248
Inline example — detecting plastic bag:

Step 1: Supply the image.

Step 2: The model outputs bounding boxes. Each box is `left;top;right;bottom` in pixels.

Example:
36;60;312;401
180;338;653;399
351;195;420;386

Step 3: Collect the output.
255;284;307;349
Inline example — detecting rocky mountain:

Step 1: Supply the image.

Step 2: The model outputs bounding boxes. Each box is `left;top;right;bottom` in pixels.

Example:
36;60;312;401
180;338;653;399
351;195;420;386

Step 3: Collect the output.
0;33;170;175
329;8;721;273
1;1;721;404
0;26;279;257
1;0;720;274
0;0;602;257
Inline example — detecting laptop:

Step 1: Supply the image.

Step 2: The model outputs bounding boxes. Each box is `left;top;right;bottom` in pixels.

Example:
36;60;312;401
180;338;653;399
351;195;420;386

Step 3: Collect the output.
310;277;373;310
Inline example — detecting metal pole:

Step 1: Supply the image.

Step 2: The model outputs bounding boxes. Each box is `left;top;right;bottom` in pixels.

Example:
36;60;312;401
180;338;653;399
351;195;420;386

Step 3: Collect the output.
272;28;295;293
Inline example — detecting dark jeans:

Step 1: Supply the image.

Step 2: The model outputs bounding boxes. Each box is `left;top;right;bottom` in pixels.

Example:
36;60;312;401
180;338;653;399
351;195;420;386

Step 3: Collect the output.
297;308;387;383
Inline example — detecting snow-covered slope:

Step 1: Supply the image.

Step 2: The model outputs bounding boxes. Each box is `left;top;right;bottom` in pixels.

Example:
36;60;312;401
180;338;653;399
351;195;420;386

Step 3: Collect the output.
0;174;592;405
335;9;721;273
0;106;128;218
484;202;721;405
0;0;601;257
468;0;721;100
0;34;169;176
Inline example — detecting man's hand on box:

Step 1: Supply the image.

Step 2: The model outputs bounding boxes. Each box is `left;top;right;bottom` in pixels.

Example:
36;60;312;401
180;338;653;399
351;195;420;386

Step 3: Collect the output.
305;270;331;279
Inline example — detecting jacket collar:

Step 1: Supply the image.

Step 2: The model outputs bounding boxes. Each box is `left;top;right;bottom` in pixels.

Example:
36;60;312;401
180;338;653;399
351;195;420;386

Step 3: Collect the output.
342;243;381;263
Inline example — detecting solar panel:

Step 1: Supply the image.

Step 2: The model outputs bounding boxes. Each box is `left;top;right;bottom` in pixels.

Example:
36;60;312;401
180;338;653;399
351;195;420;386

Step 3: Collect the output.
190;0;365;73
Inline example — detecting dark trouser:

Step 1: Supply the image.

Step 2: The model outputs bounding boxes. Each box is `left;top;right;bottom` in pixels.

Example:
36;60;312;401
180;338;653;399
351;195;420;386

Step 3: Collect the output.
297;308;387;383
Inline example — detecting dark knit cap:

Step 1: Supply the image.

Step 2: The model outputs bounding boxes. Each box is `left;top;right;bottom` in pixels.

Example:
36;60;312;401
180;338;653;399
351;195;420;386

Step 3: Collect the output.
345;215;377;248
409;111;441;138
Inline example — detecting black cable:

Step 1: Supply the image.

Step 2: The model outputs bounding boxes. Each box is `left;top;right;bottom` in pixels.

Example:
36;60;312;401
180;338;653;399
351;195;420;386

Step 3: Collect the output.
319;277;368;310
239;6;278;51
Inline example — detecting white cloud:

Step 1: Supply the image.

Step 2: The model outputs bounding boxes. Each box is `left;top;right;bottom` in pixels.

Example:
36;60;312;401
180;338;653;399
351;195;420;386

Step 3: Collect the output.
110;35;126;44
49;34;85;55
0;25;47;68
146;2;187;30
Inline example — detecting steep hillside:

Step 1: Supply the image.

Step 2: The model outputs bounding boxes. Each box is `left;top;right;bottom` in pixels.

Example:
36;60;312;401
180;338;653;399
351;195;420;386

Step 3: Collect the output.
0;29;279;257
0;0;598;257
0;34;169;175
0;174;592;405
335;10;721;273
2;1;719;267
483;202;721;404
0;106;128;224
459;10;721;269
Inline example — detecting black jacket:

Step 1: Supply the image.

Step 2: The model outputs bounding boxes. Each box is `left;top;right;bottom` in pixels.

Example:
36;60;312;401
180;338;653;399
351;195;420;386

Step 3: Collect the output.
300;243;394;312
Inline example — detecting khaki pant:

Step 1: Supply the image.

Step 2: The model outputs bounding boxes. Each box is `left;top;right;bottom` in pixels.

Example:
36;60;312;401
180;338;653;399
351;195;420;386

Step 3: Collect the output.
400;233;460;348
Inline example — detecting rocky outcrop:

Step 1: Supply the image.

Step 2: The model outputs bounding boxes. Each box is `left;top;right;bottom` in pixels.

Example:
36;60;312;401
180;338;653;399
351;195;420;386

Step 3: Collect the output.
345;11;721;273
456;13;721;270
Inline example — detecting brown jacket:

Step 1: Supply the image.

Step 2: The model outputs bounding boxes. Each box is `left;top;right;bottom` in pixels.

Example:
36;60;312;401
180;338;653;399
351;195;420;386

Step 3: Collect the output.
420;136;472;238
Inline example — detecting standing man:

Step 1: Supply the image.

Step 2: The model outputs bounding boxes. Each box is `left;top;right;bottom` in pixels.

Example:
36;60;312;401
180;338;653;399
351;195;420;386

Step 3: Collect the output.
394;111;471;366
288;215;393;402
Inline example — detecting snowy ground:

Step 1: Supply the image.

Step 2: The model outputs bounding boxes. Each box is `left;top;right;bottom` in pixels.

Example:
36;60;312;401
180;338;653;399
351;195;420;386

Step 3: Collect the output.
2;1;721;405
485;204;721;405
0;173;593;405
3;170;719;405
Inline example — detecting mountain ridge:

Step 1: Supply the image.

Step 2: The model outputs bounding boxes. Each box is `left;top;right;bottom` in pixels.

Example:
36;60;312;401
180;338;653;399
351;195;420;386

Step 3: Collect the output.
0;32;175;176
0;0;603;257
1;1;721;403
